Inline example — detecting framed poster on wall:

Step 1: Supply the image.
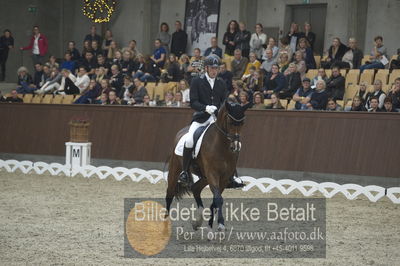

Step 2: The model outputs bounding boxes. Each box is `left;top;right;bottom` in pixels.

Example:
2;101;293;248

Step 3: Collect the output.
184;0;221;56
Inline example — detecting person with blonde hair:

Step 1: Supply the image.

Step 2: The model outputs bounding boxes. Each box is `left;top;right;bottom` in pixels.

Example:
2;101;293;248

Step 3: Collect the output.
252;91;266;109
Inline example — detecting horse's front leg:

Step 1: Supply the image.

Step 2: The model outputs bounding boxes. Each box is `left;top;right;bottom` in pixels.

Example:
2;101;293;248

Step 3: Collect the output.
191;177;208;230
210;186;225;231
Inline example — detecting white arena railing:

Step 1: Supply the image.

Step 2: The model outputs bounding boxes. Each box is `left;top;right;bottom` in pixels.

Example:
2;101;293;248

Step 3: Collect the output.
0;159;399;204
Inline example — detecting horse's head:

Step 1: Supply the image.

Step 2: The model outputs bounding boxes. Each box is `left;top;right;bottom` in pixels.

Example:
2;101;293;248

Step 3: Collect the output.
216;99;251;153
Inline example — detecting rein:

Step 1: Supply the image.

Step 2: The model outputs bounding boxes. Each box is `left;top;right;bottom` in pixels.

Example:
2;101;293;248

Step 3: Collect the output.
212;113;244;142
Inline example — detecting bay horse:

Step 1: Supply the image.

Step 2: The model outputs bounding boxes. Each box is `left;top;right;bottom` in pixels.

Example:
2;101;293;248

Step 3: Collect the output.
165;100;250;231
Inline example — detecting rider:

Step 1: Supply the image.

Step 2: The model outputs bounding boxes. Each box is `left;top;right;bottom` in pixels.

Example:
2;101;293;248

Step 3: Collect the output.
178;54;244;188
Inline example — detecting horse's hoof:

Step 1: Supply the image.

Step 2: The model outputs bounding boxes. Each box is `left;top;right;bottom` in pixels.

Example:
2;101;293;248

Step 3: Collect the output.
217;223;225;231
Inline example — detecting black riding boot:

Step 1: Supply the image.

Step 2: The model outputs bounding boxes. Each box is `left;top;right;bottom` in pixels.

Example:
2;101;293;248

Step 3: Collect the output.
178;147;193;186
226;173;245;189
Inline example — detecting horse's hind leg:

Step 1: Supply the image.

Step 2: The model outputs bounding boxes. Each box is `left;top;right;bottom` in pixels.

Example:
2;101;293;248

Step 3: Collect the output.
191;177;208;230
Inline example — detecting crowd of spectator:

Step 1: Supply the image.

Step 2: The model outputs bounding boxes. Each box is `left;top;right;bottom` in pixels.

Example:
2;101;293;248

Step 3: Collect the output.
0;21;399;112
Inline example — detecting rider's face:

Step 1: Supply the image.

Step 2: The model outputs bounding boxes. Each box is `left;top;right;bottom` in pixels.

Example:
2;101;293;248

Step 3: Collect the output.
207;66;219;78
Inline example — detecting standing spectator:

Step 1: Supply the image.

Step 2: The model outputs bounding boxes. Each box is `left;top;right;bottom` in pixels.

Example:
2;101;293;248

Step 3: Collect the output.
157;23;171;54
177;79;190;103
368;97;381;112
5;89;23;103
297;38;316;70
321;37;347;69
287;23;303;52
325;66;345;100
61;52;75;73
84;25;102;44
151;39;167;68
187;48;204;81
251;91;266;110
308;79;328;110
102;29;113;55
250;23;267;60
292;78;313;110
260;49;276;74
262;64;287;99
16;66;36;94
231;49;248;80
301;22;316;50
20;26;48;66
360;36;387;72
170;21;187;58
218;62;233;91
0;29;14;81
204;37;223;58
365;79;386;110
234;22;251;58
326;98;342;111
278;37;293;63
66;41;81;62
281;63;301;99
387;78;400;110
222;20;239;57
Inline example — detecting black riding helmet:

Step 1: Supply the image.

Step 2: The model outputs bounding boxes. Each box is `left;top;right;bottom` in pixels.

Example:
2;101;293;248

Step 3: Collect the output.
204;54;221;68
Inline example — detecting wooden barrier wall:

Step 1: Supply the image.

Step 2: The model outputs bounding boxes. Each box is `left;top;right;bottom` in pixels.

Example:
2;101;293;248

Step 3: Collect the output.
1;104;400;178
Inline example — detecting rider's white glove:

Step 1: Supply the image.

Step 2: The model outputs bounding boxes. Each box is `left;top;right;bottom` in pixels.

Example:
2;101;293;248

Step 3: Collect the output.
205;105;217;115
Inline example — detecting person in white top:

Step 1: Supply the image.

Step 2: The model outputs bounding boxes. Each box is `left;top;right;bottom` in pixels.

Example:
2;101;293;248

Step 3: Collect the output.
58;67;90;95
250;23;267;60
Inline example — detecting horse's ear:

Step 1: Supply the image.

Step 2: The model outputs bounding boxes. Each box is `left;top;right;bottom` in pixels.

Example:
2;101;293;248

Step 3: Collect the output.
242;102;251;111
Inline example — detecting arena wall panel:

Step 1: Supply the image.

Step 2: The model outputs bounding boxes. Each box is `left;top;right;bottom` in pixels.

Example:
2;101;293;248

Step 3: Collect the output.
1;104;400;178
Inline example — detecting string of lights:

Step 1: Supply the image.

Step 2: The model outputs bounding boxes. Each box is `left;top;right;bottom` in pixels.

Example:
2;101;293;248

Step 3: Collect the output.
82;0;116;23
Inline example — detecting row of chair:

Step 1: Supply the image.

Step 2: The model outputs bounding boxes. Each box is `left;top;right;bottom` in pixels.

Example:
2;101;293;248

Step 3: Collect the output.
5;93;77;104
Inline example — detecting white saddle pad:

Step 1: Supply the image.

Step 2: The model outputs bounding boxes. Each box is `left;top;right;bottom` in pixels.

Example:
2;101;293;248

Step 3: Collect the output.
174;121;214;158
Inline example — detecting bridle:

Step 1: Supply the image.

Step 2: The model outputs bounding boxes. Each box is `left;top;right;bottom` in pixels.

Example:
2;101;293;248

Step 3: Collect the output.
212;113;245;152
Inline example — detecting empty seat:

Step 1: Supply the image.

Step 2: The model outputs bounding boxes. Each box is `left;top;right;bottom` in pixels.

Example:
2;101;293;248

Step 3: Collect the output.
145;82;156;99
286;100;296;110
325;69;332;78
344;84;359;102
167;82;178;93
306;69;318;80
345;70;360;87
154;85;165;101
222;57;233;71
31;95;43;104
314;56;321;68
42;94;53;104
52;95;63;104
62;95;75;104
359;70;375;85
374;69;389;84
388;70;400;86
23;94;33;103
361;55;370;65
280;99;288;109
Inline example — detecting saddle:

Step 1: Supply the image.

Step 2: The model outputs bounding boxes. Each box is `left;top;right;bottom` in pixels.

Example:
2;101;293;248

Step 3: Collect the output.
174;122;214;158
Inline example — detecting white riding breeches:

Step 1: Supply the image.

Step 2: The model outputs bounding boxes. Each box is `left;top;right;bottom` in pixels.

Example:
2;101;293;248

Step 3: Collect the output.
184;115;215;148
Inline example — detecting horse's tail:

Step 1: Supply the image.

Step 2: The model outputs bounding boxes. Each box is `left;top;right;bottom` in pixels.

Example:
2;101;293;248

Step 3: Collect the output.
163;155;170;181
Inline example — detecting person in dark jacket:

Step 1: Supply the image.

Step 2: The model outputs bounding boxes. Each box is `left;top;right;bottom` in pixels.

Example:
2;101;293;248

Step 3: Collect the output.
16;66;37;94
84;25;102;45
286;22;304;51
66;41;81;62
263;64;287;99
325;66;345;100
0;29;14;81
165;54;183;82
109;64;124;98
281;63;302;99
349;96;367;111
74;79;101;104
170;21;187;58
222;20;239;56
178;54;243;188
322;37;348;69
308;79;328;110
132;55;158;82
381;97;397;112
387;77;400;110
234;22;251;58
218;62;233;92
301;22;316;50
4;89;23;103
297;38;316;70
